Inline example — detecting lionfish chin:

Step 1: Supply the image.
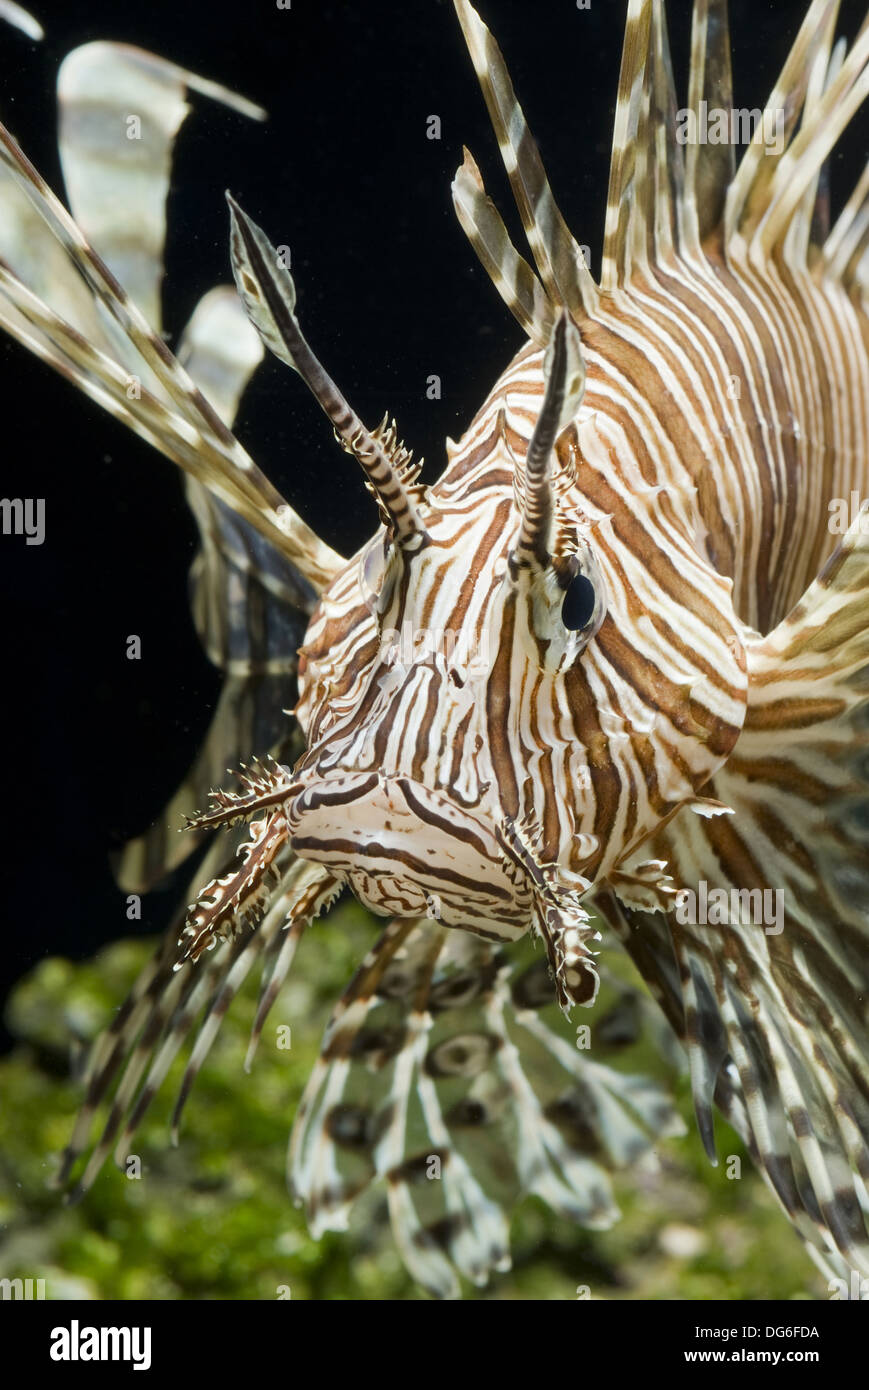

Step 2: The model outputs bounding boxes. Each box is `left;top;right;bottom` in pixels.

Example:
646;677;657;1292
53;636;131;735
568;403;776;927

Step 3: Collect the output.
4;0;869;1298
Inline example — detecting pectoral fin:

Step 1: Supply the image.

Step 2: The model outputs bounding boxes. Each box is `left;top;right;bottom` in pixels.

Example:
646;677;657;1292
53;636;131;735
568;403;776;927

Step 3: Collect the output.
594;506;869;1279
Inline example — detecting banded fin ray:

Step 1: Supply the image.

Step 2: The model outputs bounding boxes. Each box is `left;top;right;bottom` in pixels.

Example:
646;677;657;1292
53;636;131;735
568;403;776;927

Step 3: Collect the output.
783;21;844;268
647;1;684;266
290;919;683;1298
601;0;654;288
116;290;310;889
723;0;841;247
453;0;597;318
54;850;341;1200
752;17;869;259
824;160;869;288
451;147;554;345
227;194;428;547
630;0;683;273
0;116;342;589
37;48;325;889
683;0;734;247
595;502;869;1277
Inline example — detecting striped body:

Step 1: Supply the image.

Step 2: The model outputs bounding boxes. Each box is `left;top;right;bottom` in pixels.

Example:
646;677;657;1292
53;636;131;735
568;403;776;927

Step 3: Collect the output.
293;239;869;928
293;331;747;922
3;0;869;1297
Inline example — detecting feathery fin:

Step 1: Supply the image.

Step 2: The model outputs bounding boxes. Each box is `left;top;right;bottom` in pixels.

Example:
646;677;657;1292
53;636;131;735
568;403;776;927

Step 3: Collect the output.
290;918;683;1297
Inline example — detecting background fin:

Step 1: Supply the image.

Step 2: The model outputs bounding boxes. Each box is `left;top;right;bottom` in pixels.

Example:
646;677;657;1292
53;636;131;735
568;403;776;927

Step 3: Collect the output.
0;1;42;40
0;101;341;586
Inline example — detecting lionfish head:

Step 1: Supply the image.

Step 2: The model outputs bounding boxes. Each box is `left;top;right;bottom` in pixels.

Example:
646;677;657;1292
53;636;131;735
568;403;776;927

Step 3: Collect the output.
174;0;751;1009
278;306;744;1009
289;317;588;924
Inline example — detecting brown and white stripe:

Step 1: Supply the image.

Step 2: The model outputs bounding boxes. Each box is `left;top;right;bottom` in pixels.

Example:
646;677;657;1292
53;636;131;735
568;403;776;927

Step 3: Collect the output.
3;0;869;1293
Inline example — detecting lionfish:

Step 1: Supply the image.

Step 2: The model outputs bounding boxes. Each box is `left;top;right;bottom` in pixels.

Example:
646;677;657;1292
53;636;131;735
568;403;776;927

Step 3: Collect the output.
3;0;869;1297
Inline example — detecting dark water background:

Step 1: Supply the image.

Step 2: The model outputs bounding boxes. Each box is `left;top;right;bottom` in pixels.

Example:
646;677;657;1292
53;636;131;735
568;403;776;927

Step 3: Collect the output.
1;0;865;1046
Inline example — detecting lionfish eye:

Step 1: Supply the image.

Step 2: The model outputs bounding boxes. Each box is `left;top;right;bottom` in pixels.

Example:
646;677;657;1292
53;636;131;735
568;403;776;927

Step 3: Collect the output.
561;571;597;631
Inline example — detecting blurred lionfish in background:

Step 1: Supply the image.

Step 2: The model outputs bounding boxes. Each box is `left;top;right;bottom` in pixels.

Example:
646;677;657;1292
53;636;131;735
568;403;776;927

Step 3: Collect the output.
3;0;869;1297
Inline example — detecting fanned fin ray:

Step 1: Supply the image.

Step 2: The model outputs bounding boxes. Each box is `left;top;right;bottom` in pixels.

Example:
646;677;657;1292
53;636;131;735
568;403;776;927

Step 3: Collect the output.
0;115;342;588
116;289;309;890
785;24;844;268
753;17;869;259
630;0;683;272
453;0;597;317
595;504;869;1276
824;160;869;288
290;919;683;1298
451;147;555;345
42;56;323;887
602;0;653;289
54;852;340;1200
724;0;841;246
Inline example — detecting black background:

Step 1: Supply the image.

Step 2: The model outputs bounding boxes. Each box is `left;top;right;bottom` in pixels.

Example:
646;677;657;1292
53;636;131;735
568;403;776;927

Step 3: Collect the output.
1;0;865;1043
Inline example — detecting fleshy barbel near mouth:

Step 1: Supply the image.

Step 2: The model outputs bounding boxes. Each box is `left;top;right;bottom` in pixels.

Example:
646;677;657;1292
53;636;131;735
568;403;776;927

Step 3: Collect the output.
285;770;526;919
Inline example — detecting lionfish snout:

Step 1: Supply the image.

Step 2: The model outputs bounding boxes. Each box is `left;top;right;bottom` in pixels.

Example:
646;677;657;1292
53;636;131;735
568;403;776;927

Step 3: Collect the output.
282;761;604;1015
284;767;530;936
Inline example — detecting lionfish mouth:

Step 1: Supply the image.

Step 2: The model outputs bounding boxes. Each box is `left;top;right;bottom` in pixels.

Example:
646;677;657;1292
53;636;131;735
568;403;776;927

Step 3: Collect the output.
284;768;602;1012
181;756;602;1008
284;769;529;932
